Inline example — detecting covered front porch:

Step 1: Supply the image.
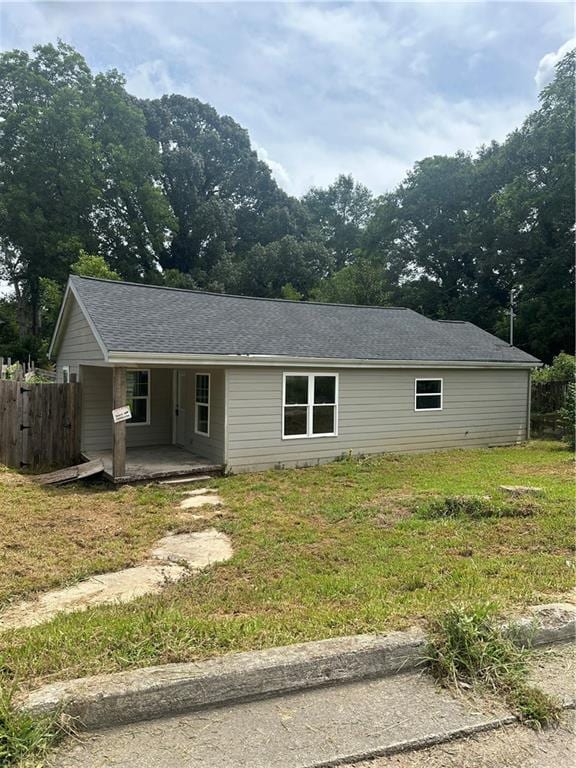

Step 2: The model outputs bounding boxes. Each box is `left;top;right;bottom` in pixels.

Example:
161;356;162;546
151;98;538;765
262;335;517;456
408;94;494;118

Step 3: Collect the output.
85;445;223;483
79;364;226;482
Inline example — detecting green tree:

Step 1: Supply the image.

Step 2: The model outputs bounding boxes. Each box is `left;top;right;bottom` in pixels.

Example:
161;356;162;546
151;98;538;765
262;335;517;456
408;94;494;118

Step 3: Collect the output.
491;51;575;360
141;95;305;288
235;236;332;298
71;252;121;281
303;174;375;270
0;42;175;342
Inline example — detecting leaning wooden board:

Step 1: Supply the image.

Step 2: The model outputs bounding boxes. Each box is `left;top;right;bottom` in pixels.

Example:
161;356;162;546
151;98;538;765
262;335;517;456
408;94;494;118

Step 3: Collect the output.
32;459;104;486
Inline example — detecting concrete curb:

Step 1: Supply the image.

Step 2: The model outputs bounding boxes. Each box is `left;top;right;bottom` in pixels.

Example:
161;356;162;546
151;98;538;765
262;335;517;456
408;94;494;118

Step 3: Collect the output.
19;602;576;730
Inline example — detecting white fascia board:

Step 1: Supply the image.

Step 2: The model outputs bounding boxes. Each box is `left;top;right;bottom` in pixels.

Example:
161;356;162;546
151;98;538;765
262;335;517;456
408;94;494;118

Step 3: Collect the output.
106;350;540;370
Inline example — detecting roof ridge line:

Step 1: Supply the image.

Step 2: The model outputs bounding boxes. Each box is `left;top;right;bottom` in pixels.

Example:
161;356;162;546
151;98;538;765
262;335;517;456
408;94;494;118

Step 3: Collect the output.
69;275;409;311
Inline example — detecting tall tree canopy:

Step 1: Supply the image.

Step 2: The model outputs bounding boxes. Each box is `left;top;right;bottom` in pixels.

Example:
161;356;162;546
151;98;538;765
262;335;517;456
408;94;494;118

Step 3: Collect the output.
302;174;375;270
141;95;309;289
0;41;175;346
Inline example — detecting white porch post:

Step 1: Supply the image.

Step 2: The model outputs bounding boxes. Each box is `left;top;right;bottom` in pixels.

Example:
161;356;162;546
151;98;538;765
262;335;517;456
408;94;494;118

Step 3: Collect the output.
112;366;127;480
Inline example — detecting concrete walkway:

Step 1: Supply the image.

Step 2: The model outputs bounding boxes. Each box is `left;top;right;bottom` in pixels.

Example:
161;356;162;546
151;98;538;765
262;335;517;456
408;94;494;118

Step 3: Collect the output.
0;485;230;631
350;711;575;768
50;644;575;768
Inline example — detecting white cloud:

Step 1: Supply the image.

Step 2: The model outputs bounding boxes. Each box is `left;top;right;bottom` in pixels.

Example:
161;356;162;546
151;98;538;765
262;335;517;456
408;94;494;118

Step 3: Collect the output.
283;4;385;49
534;37;576;90
125;60;177;100
254;145;293;192
264;94;531;197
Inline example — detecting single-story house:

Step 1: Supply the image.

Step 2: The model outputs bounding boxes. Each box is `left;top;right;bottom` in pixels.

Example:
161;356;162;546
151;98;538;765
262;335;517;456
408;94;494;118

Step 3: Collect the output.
50;275;540;481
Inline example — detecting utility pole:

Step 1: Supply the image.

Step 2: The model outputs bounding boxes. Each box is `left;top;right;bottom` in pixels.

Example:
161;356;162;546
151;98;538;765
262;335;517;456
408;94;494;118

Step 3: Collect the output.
509;288;515;346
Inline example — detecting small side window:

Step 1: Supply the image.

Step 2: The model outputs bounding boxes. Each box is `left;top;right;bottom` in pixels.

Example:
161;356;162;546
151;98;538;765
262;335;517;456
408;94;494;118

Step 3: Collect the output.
415;379;443;411
195;373;210;436
62;366;70;384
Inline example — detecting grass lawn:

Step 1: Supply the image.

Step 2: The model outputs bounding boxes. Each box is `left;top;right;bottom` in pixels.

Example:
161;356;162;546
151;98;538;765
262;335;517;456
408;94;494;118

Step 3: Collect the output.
0;441;573;693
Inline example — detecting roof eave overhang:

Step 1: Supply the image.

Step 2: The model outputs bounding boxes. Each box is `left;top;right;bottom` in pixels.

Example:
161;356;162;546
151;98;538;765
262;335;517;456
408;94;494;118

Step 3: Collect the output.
106;351;541;369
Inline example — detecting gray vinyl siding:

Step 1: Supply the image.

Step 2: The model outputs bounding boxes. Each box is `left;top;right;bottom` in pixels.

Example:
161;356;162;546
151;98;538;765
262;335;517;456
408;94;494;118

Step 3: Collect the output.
175;368;226;464
225;367;530;473
80;366;173;451
55;298;104;381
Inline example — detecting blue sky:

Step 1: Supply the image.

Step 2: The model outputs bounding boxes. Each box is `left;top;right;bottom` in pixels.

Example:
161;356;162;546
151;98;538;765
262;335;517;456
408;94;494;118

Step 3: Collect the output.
0;1;574;198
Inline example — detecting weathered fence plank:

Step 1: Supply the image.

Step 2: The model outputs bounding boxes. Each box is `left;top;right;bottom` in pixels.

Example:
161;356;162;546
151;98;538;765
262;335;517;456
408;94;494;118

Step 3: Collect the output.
0;381;80;470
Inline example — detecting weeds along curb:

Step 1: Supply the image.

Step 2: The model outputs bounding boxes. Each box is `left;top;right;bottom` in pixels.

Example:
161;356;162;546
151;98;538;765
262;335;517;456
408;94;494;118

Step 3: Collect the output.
18;602;576;731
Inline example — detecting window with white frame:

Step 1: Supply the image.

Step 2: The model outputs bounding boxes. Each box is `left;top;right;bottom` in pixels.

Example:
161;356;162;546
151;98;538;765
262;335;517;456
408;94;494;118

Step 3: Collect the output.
126;369;150;424
283;373;338;438
195;373;210;436
415;378;443;411
62;366;70;384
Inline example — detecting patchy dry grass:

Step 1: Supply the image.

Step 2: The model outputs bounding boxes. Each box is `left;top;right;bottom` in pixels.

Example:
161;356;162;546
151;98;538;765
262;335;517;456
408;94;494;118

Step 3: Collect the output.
0;441;573;693
0;474;201;605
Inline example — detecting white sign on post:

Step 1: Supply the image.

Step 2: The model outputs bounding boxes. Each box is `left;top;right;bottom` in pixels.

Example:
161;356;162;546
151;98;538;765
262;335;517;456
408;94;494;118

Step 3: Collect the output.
112;405;132;423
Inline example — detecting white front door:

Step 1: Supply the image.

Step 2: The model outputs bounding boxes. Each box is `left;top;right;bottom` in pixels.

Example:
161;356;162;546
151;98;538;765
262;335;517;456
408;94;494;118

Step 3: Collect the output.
174;370;188;447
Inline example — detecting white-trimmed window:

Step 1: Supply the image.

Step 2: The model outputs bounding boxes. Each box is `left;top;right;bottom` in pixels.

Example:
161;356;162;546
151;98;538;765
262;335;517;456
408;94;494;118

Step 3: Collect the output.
195;373;210;436
126;369;150;425
283;373;338;439
62;366;70;384
415;378;443;411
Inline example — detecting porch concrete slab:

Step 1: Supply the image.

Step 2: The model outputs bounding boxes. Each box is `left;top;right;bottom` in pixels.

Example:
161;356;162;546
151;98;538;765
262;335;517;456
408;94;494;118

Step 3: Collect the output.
0;563;187;631
150;530;232;570
86;446;221;482
47;644;576;768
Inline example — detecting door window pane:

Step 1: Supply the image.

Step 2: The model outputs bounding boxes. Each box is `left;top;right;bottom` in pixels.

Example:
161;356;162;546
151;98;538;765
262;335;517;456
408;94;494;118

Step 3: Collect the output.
285;376;309;404
312;405;335;434
284;406;307;436
314;376;336;404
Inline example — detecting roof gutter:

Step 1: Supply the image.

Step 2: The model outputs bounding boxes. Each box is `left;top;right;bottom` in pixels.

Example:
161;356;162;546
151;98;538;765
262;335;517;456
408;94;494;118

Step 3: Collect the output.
106;351;540;370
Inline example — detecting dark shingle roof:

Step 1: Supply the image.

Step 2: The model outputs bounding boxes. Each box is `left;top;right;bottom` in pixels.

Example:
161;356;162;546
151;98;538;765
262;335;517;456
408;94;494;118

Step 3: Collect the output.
68;276;539;364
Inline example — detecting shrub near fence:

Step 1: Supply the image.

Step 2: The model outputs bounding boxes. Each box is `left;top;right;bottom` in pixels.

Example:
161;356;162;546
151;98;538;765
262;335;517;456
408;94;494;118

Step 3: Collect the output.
0;380;80;470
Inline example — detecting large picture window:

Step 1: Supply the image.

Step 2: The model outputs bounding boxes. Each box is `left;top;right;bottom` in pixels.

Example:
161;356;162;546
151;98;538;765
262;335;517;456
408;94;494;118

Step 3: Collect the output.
195;373;210;436
126;369;150;424
415;378;443;411
283;373;338;439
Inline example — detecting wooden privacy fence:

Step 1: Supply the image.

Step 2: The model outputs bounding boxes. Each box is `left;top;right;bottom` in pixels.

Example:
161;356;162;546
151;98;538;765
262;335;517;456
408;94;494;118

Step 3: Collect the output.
0;381;80;470
530;380;569;438
531;380;569;414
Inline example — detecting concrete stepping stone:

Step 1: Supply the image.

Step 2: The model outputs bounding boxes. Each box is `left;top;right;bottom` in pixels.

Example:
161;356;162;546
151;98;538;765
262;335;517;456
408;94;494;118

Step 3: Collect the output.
179;494;222;510
0;532;233;632
151;530;232;570
0;563;187;631
181;487;218;497
500;485;543;495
